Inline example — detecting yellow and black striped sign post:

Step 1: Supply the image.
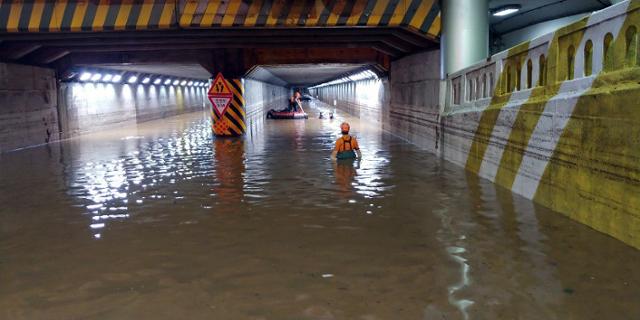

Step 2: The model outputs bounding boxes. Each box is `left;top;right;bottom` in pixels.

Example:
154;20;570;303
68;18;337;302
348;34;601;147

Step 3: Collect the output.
208;73;245;137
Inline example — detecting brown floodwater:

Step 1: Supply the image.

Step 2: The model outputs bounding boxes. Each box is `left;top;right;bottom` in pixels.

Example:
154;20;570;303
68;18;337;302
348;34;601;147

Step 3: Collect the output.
1;101;639;320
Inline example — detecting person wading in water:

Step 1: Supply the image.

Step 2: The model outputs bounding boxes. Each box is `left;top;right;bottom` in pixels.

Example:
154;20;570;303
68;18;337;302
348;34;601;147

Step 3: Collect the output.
331;122;362;160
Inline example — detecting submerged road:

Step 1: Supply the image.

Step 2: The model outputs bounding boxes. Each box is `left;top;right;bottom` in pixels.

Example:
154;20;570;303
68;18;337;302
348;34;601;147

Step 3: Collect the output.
1;100;639;319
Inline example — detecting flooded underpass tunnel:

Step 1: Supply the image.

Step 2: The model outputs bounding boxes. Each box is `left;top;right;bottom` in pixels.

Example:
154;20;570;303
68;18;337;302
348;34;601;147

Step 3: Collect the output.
1;1;640;319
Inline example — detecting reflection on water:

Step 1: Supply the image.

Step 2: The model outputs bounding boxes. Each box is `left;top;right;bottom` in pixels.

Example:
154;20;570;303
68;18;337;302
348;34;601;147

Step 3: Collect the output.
1;102;639;319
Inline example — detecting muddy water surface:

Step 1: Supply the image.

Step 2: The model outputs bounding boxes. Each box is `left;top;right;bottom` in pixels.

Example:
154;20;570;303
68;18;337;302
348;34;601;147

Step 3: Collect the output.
1;101;639;320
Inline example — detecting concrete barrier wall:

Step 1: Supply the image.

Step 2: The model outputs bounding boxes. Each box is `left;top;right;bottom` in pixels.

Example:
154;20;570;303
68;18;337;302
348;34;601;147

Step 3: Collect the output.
0;63;58;153
59;82;206;138
443;1;640;249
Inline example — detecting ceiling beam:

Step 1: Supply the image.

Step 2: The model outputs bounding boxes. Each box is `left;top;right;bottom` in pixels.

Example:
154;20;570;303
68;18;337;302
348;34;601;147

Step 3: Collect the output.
0;27;438;44
0;43;43;61
21;48;70;65
0;34;404;48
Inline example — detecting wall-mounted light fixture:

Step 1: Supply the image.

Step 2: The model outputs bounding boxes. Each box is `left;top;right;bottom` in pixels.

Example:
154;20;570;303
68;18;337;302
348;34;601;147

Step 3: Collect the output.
67;68;205;87
492;4;521;17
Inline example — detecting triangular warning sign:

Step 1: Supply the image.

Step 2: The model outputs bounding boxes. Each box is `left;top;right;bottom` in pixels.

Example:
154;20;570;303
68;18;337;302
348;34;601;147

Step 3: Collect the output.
208;73;232;95
208;73;233;117
210;96;232;117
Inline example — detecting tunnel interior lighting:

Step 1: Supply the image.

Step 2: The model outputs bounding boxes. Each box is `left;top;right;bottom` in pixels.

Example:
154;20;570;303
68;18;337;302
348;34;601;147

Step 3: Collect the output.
90;73;102;81
102;74;113;82
310;69;379;89
112;75;122;83
187;81;193;86
128;76;138;83
492;5;520;17
79;72;92;81
173;80;180;85
142;77;151;84
180;80;187;86
153;78;162;85
164;79;172;85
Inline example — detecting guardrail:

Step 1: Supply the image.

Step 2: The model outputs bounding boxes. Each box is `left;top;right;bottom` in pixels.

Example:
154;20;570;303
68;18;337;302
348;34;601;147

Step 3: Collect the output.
444;0;637;113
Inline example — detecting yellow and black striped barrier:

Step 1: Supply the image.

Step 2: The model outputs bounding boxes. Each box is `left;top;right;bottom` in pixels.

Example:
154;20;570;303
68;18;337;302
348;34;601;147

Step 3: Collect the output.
0;0;441;38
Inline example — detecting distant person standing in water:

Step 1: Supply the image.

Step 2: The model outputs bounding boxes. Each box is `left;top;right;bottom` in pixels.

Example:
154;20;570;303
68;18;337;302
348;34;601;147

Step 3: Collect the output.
331;122;362;160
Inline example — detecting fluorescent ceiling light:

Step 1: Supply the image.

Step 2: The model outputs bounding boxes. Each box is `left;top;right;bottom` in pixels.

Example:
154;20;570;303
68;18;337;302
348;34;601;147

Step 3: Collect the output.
153;78;162;85
493;5;520;17
187;81;193;86
180;80;187;86
79;72;92;81
102;74;113;82
142;77;151;84
164;79;172;85
172;80;180;85
128;76;138;83
90;73;102;81
112;75;122;83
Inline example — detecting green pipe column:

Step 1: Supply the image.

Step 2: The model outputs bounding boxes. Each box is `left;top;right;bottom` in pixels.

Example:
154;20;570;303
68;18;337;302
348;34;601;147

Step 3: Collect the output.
441;0;489;77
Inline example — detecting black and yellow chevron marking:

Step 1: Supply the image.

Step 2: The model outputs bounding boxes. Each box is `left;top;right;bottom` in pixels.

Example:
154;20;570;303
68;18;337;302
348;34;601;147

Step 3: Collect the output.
0;0;441;37
212;78;245;137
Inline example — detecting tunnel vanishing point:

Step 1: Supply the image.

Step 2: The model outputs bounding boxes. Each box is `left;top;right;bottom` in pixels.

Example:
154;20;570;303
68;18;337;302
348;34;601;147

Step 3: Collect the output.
1;0;640;317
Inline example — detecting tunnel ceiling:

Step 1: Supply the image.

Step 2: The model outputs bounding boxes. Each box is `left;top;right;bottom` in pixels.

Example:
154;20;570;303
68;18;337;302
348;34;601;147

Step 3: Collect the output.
489;0;608;35
85;64;211;80
0;0;440;75
248;64;369;87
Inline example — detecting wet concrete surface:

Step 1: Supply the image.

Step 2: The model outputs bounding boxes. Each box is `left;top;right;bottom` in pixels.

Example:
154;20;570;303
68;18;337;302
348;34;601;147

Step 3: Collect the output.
1;100;639;319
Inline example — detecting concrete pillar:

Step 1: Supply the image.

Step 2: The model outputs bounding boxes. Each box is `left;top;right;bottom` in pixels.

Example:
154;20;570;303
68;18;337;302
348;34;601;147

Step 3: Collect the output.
441;0;489;77
209;73;246;137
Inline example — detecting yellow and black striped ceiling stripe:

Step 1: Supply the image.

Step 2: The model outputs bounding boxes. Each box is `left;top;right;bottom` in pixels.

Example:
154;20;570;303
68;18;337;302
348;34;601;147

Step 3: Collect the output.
357;0;378;26
16;1;32;32
275;0;294;26
232;0;251;26
296;0;315;26
0;0;441;38
378;0;401;26
317;1;336;26
335;0;356;26
0;3;13;31
419;0;440;33
400;0;423;26
254;0;272;27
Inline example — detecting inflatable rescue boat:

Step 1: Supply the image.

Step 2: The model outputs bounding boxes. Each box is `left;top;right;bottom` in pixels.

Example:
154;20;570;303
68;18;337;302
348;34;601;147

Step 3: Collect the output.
266;109;308;119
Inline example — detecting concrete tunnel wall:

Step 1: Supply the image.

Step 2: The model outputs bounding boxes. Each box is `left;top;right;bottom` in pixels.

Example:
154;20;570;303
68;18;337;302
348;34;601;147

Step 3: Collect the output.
0;63;59;153
243;78;289;123
58;80;207;138
0;61;289;152
313;50;442;152
312;1;640;249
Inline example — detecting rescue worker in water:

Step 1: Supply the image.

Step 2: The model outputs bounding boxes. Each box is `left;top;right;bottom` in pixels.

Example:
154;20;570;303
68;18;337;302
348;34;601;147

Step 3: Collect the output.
331;122;362;160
